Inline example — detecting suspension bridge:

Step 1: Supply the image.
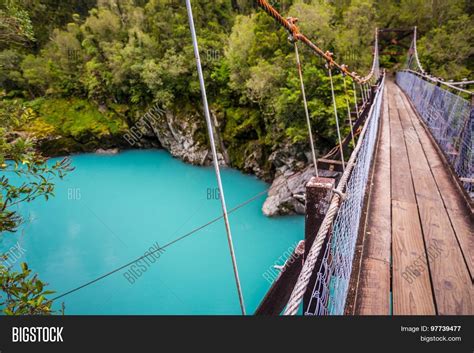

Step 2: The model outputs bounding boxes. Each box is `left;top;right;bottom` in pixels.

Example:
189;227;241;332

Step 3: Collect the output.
249;1;473;316
50;1;473;316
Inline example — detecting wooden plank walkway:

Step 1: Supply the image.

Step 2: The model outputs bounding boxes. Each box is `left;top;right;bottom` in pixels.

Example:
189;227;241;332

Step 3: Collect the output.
355;79;473;315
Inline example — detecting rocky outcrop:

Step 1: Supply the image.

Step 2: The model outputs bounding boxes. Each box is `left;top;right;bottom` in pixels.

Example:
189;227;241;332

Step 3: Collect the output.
258;141;340;216
240;141;310;182
243;143;268;180
268;142;309;174
147;110;227;166
262;165;339;217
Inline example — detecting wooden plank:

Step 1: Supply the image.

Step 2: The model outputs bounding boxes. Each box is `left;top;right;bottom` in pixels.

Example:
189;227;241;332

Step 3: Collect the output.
392;85;473;314
317;158;344;173
398;91;474;280
397;106;431;171
392;200;436;315
355;258;391;315
415;196;473;314
387;82;436;314
410;168;443;202
355;86;391;315
387;82;398;112
389;107;416;203
363;87;392;263
394;93;406;110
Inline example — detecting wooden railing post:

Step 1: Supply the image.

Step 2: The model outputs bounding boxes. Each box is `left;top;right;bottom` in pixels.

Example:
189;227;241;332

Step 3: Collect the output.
255;175;335;315
303;176;335;313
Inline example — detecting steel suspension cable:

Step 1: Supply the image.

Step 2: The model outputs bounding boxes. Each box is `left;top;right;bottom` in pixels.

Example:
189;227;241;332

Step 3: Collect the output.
185;0;246;315
342;74;356;147
256;0;381;90
405;26;471;93
362;83;366;102
328;67;346;170
402;69;474;95
447;80;474;86
352;80;361;122
293;41;319;177
255;0;366;83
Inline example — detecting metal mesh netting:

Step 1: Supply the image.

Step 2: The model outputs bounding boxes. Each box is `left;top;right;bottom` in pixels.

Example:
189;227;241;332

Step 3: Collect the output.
305;78;385;315
397;71;473;197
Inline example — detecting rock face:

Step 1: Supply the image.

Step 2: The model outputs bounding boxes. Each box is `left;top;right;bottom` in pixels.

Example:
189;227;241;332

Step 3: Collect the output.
147;110;227;166
243;143;268;180
241;141;309;182
268;142;308;174
262;165;339;217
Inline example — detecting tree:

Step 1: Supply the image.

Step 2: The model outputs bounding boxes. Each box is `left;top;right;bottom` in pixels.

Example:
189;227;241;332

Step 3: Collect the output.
417;15;474;80
0;1;34;48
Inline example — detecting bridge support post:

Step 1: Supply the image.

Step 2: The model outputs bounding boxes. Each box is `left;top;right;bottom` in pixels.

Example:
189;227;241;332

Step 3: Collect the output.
303;176;335;313
254;176;335;315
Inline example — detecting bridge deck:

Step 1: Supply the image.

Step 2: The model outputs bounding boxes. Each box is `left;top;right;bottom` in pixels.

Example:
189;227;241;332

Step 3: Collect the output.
355;79;473;315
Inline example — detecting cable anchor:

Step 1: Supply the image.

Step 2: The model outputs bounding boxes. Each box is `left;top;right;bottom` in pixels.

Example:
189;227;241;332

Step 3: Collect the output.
286;17;301;43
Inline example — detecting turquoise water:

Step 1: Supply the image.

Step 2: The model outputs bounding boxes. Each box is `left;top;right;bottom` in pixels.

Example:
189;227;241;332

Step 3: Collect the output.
2;150;303;314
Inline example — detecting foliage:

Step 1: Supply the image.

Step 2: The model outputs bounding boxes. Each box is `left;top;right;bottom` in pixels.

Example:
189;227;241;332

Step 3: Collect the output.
0;262;64;315
417;14;474;79
25;98;128;138
0;122;72;314
376;0;472;80
2;0;468;164
0;101;74;232
0;0;35;48
0;0;469;188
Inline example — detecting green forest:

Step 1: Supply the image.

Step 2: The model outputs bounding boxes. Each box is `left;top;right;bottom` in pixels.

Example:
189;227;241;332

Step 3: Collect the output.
1;0;472;177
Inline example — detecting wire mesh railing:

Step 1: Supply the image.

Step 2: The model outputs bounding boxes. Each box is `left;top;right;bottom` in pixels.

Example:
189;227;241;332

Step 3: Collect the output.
396;71;473;197
282;74;384;315
304;75;385;315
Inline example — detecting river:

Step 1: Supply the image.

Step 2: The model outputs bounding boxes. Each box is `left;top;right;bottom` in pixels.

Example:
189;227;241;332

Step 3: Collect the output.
2;150;303;314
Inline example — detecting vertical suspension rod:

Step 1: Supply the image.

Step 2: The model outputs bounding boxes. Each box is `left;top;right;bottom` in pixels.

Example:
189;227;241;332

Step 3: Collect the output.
294;42;319;177
328;67;346;170
352;80;361;121
342;75;356;147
